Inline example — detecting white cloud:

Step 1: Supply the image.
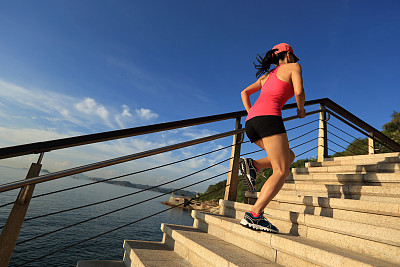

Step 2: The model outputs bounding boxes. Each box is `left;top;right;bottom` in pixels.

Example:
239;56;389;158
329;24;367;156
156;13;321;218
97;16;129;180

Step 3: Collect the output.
0;79;160;131
0;79;229;192
96;106;109;121
0;124;231;192
181;128;218;139
115;105;133;128
75;98;97;114
121;105;132;117
75;98;110;122
135;108;158;120
0;126;69;147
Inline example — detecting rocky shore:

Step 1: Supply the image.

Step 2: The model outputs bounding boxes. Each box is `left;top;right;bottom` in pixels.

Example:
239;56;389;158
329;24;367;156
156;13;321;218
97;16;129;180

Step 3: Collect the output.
162;199;219;214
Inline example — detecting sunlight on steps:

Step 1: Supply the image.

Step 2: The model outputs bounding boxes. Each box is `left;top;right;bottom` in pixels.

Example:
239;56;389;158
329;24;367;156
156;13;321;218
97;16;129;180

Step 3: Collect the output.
77;152;400;267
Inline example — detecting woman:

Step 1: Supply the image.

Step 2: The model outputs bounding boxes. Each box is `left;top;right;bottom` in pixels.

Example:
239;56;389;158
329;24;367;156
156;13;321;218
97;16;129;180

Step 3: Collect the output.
239;43;305;233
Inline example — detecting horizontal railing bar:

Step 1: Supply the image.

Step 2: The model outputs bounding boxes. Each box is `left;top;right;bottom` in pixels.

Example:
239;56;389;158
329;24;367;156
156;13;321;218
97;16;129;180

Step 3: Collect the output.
0;143;236;209
286;119;319;132
327;121;366;142
290;137;319;150
295;145;319;158
0;129;242;193
18;172;231;266
17;168;232;245
323;99;400;151
328;111;370;136
0;109;322;193
0;111;245;160
290;128;319;142
327;110;395;152
327;130;370;154
282;98;330;110
0;99;329;160
283;108;323;121
22;153;233;223
328;139;357;155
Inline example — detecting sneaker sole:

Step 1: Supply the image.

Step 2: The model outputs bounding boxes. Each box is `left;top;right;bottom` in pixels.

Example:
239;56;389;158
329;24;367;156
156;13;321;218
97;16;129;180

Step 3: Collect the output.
238;158;255;193
240;219;279;233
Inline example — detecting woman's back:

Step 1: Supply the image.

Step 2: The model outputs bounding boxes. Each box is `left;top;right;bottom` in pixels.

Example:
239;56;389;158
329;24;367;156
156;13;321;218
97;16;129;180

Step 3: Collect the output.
246;64;297;120
260;63;298;86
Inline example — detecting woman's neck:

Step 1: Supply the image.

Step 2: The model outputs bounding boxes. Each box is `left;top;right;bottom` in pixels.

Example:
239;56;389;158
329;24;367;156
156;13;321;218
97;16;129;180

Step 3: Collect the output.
278;59;289;65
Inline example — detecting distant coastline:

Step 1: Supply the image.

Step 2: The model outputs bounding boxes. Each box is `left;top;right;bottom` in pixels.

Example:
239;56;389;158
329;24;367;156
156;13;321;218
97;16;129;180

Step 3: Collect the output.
0;165;197;197
75;176;197;197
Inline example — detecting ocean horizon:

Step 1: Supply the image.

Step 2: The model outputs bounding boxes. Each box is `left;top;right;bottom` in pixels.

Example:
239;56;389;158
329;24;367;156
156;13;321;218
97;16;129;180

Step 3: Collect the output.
0;166;194;266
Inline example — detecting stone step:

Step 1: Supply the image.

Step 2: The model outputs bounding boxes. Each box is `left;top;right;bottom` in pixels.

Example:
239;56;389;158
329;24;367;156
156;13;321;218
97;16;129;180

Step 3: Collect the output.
219;201;400;265
305;153;400;168
192;211;398;267
280;183;400;198
273;199;399;230
253;194;400;230
245;190;400;217
123;240;192;267
293;162;400;174
76;260;125;267
277;190;400;203
276;183;400;203
192;211;319;267
325;152;400;162
289;172;400;184
161;223;278;267
221;200;400;247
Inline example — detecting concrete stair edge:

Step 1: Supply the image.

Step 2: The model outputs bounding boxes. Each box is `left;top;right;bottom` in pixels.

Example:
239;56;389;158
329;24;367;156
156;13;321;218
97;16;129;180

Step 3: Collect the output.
244;191;400;216
289;172;400;183
191;211;319;267
316;152;400;162
274;183;400;203
76;260;125;267
279;183;400;197
305;154;400;168
161;223;278;266
293;162;400;174
123;240;192;267
266;198;400;230
192;210;398;267
220;200;400;248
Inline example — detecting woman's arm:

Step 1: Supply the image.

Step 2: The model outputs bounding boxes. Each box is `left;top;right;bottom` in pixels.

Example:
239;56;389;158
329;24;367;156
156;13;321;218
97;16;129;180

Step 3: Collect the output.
241;76;264;113
291;63;306;118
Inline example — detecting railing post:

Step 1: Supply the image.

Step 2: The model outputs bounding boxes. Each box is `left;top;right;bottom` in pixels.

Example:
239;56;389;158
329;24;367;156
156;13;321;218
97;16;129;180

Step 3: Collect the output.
0;153;44;267
318;105;328;162
224;117;242;201
369;132;375;155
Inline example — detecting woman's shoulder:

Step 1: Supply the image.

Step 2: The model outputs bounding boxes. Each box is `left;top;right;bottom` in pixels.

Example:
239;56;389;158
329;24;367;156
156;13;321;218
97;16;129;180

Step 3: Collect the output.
279;63;302;75
282;63;301;71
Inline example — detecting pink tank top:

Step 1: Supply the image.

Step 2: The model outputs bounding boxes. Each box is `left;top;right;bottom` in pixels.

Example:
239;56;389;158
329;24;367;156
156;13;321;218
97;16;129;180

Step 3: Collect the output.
246;66;294;121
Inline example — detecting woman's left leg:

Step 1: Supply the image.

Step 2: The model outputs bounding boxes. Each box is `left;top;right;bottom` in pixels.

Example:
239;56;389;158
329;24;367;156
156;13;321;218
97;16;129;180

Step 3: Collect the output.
252;138;295;170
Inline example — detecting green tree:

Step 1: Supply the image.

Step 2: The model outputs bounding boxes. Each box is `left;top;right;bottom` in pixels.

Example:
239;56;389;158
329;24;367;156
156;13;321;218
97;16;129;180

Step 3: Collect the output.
381;111;400;152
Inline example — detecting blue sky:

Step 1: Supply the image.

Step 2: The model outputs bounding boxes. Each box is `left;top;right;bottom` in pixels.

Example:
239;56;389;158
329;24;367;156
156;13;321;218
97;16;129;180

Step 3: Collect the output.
0;1;399;191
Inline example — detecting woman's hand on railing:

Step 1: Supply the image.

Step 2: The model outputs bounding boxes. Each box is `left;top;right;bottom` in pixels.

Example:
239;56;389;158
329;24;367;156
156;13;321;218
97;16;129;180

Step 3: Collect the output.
297;108;306;118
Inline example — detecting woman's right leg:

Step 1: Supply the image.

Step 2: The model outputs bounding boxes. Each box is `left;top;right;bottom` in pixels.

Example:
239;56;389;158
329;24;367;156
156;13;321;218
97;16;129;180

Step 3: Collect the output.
251;133;293;214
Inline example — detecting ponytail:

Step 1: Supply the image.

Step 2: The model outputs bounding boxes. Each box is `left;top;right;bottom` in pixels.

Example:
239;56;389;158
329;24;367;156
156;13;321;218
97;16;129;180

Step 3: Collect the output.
254;49;288;78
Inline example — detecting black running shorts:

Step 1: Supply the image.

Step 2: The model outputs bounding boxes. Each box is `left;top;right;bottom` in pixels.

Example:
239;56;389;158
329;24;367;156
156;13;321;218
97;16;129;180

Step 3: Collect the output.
245;115;286;143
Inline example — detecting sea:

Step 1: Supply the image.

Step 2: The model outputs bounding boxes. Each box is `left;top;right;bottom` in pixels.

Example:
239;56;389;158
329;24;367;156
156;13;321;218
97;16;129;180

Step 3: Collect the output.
0;166;194;266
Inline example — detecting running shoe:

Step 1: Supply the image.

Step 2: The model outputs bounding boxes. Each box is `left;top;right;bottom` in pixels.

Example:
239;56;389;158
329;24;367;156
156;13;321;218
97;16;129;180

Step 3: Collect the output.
239;158;258;193
240;211;279;233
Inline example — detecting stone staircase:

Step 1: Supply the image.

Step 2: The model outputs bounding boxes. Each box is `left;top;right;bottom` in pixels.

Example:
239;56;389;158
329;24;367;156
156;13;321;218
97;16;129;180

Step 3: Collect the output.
77;152;400;267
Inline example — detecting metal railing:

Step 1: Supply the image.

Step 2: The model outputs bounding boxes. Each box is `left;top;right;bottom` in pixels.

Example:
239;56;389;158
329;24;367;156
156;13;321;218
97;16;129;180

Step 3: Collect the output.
0;98;399;266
